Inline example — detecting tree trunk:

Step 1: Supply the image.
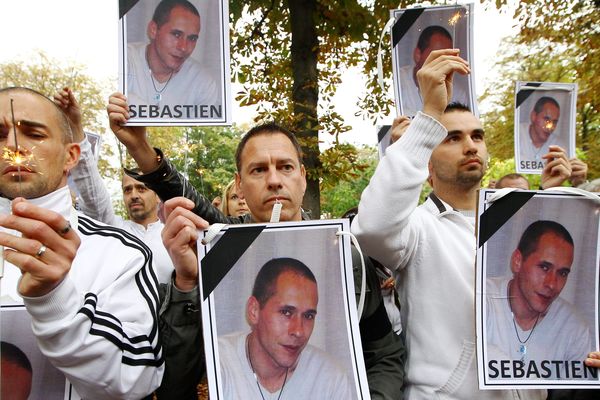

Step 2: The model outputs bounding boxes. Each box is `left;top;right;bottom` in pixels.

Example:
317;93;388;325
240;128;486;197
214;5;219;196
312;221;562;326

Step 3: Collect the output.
288;0;320;218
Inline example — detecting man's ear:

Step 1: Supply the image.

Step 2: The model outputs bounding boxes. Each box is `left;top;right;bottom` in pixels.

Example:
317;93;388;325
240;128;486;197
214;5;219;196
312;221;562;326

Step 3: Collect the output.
64;143;81;174
235;172;245;200
246;296;260;326
413;46;421;64
147;21;158;41
530;110;537;123
511;249;523;274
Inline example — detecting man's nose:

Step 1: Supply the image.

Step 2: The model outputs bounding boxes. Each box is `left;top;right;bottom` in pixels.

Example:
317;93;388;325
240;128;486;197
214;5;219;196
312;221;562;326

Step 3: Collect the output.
544;271;558;291
266;167;283;190
5;128;19;149
464;136;477;155
177;38;191;53
288;314;305;338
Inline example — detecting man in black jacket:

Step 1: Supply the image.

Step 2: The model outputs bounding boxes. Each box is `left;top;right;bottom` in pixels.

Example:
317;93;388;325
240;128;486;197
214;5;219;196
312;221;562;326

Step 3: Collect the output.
107;92;405;399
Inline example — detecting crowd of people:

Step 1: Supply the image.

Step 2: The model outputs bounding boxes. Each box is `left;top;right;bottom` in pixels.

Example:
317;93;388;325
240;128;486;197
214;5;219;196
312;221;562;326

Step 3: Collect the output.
1;1;599;400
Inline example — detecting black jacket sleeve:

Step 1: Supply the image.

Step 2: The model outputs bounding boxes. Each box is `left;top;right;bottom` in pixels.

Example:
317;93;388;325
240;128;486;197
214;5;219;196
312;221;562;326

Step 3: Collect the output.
125;148;241;225
156;281;204;400
353;247;406;400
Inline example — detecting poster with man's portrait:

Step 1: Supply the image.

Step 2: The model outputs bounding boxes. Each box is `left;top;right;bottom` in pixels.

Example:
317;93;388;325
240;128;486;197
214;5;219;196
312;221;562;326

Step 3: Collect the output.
390;4;477;117
119;0;231;126
514;82;577;174
1;305;76;399
475;189;600;389
199;220;370;399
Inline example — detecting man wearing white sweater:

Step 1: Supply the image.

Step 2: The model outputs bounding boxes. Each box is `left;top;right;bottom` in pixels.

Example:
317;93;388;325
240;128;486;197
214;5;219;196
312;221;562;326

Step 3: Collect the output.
351;49;558;399
0;87;163;399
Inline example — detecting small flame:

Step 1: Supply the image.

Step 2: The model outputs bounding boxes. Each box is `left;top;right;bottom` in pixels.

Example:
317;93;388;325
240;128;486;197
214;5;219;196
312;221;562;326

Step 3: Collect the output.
2;147;37;171
544;120;556;131
448;12;461;26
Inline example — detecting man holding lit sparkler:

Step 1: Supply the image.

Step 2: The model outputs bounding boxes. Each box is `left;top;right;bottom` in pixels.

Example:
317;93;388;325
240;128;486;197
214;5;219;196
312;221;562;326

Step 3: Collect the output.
0;87;164;399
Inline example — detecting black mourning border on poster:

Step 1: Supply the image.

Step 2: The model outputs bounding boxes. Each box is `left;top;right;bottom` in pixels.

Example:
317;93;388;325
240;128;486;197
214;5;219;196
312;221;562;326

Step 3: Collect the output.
1;304;75;399
478;190;600;387
201;221;365;399
119;0;229;126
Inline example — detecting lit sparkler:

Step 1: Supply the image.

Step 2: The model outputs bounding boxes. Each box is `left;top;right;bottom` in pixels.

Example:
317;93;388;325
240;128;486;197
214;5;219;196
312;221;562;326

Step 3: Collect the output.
4;100;42;195
448;12;461;26
447;8;464;47
9;99;22;194
544;120;556;131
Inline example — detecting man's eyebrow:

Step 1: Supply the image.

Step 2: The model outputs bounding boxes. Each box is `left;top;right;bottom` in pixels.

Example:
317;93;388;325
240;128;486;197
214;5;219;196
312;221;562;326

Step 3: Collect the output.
18;119;48;129
446;128;485;136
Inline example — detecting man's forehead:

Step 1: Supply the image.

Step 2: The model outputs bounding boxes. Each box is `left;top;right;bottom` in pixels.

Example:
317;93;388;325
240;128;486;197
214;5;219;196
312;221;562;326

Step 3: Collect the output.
440;110;482;132
240;132;300;166
122;174;149;188
166;5;200;27
0;91;60;128
539;103;560;115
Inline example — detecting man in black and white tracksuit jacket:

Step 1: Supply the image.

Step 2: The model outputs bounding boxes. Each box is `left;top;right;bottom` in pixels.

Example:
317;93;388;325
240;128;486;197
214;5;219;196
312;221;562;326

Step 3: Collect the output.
0;87;164;399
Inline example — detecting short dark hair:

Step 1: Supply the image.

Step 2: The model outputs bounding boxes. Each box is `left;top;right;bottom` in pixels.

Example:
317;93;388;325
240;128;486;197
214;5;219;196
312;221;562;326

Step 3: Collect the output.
252;257;317;307
444;102;471;114
235;123;303;172
1;341;32;373
496;173;529;189
0;87;74;143
517;220;574;260
152;0;200;27
417;25;452;52
533;96;560;114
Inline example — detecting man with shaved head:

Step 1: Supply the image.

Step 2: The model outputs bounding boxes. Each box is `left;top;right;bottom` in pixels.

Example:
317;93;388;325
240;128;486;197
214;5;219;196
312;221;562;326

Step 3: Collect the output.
0;87;163;399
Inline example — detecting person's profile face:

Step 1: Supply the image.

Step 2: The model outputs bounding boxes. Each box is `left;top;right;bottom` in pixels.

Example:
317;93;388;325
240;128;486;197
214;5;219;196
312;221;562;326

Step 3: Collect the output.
413;32;453;71
236;132;306;222
0;91;77;200
1;359;32;400
530;102;560;144
122;174;159;222
252;271;318;370
429;111;488;188
149;5;201;73
512;232;574;315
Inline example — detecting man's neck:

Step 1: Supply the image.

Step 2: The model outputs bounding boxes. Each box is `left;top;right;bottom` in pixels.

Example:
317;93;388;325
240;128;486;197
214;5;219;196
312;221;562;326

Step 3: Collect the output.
145;45;174;83
247;333;290;392
432;183;479;211
507;279;542;330
131;215;159;229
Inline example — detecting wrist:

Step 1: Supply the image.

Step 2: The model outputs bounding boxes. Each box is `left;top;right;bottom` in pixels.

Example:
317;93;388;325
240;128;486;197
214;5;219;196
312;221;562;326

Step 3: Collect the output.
129;143;161;174
174;274;197;292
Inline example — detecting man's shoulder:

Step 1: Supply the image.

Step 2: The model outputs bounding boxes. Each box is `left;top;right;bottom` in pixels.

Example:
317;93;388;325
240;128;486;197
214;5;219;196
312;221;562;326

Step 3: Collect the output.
300;344;344;371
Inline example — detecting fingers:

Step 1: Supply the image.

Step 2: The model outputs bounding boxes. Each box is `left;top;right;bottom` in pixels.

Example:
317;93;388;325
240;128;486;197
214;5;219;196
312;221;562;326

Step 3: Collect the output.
161;202;204;290
163;197;208;230
585;352;600;368
390;116;411;144
0;199;79;297
416;49;470;120
107;92;131;127
53;87;70;109
568;158;588;186
2;199;79;257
